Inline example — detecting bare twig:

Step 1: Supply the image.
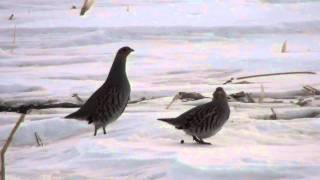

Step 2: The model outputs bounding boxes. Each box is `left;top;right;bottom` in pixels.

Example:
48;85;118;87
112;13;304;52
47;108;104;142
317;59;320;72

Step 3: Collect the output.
34;132;43;146
228;92;255;103
228;91;246;102
224;71;316;84
232;81;253;84
8;14;14;20
129;97;147;104
1;113;26;180
281;40;287;53
178;92;207;101
11;24;16;54
270;108;277;120
229;91;245;99
303;85;320;95
72;93;84;104
258;84;265;103
237;72;316;80
80;0;95;16
0;96;154;113
166;92;207;109
0;103;81;113
166;94;181;109
223;78;234;84
246;93;255;103
295;98;312;106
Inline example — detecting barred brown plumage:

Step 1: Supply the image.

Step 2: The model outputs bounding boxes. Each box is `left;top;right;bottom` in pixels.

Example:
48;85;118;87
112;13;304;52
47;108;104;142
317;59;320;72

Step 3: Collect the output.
65;47;134;136
158;87;230;145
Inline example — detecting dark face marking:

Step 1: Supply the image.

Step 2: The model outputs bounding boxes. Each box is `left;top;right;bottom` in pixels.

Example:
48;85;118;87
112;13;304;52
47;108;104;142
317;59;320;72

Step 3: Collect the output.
118;46;134;56
213;87;227;100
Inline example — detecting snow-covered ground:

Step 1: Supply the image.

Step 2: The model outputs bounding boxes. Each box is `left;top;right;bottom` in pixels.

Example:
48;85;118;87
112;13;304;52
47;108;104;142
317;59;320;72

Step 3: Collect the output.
1;0;320;179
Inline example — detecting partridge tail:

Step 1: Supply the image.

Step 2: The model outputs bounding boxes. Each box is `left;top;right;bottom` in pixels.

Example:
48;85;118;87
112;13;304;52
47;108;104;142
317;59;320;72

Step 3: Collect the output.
158;118;179;125
65;109;88;121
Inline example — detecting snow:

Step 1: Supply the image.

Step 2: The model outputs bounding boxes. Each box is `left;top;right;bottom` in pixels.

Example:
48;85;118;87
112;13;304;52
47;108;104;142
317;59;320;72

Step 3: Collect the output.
1;0;320;179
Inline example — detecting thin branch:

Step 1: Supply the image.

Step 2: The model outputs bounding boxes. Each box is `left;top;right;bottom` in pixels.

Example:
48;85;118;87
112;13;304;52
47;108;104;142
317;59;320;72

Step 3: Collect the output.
72;93;84;104
0;96;153;113
8;14;14;20
303;85;320;95
223;78;234;85
166;92;207;109
237;71;316;80
166;94;181;109
34;132;43;147
224;71;316;84
0;103;80;113
10;24;16;54
258;84;265;103
129;97;146;104
246;93;255;103
80;0;95;16
281;40;287;53
270;108;277;120
1;113;26;180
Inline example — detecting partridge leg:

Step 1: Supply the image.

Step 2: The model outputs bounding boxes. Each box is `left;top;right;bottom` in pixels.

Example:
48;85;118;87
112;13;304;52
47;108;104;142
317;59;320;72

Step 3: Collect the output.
193;136;211;145
94;126;98;136
103;126;107;134
198;139;211;145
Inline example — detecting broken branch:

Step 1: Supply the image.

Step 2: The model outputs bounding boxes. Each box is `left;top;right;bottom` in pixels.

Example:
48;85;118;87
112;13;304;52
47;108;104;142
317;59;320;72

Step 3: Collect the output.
224;71;316;84
270;108;277;120
34;132;43;147
1;113;26;180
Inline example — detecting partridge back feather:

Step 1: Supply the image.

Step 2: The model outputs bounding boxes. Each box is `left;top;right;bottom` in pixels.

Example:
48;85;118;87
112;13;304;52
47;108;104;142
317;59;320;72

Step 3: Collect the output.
158;87;230;143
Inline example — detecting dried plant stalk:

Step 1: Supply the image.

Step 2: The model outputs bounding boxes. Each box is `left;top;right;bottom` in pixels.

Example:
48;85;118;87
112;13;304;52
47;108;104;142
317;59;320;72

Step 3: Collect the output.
223;72;315;84
80;0;95;16
281;40;287;53
166;94;181;109
1;113;26;180
10;24;16;53
8;14;14;20
270;108;277;120
72;93;84;104
34;132;44;146
258;84;265;103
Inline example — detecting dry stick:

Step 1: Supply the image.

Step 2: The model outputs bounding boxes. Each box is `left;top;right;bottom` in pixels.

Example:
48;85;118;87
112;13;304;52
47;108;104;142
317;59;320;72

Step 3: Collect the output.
72;94;84;104
166;92;208;109
10;24;16;54
178;92;207;100
166;94;181;109
258;84;265;103
80;0;95;16
129;97;147;104
270;108;277;120
0;97;153;113
237;71;316;80
34;132;43;147
281;40;287;53
1;113;26;180
8;14;14;20
303;85;320;95
246;93;255;103
224;71;316;84
295;98;311;107
0;103;81;113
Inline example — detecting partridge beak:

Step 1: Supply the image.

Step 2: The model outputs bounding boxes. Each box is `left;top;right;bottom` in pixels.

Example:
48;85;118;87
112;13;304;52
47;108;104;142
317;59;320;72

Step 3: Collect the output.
129;48;134;52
